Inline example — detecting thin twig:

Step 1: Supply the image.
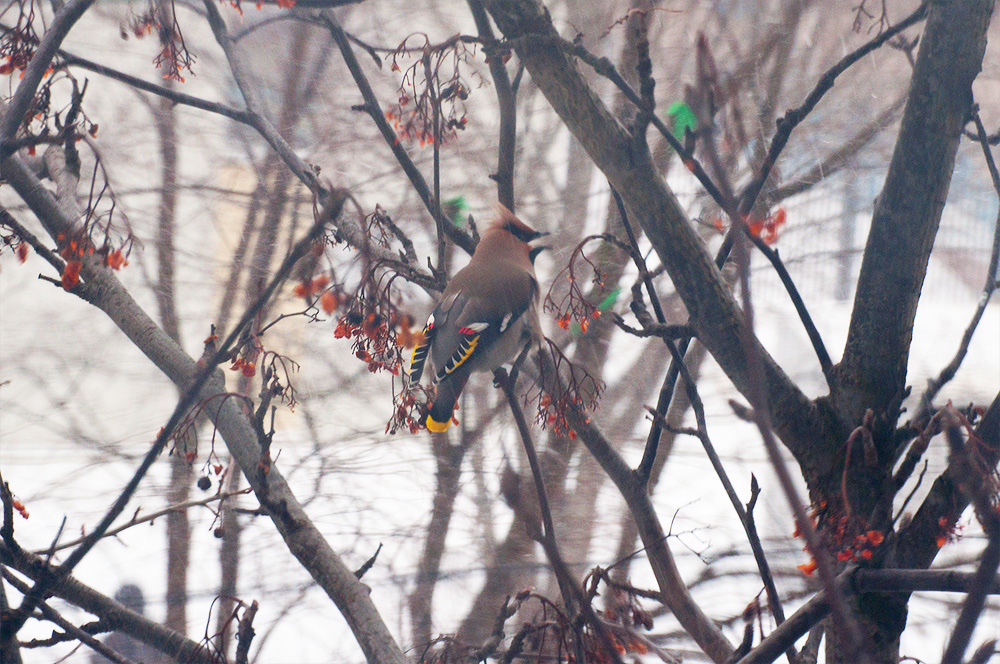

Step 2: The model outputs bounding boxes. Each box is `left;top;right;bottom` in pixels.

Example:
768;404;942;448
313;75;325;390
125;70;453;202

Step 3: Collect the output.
1;538;223;663
940;420;1000;664
769;94;906;203
647;357;790;647
548;36;725;205
749;235;834;387
55;47;252;124
33;488;251;554
202;0;318;191
608;187;681;483
0;205;66;273
467;0;517;210
612;315;691;340
891;460;928;528
744;476;791;645
233;600;258;664
962;127;1000;146
424;53;447;276
892;409;942;493
496;366;624;664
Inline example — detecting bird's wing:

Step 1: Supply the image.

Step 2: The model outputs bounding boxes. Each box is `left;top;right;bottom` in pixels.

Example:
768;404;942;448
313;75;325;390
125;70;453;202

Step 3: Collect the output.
432;290;531;383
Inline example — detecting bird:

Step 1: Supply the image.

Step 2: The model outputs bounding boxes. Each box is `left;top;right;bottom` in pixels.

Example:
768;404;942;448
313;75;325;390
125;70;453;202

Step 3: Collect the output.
408;205;547;433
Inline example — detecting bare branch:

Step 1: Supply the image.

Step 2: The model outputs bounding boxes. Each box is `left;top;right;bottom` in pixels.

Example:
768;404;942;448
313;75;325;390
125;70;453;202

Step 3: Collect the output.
55;46;252;125
202;0;319;191
838;0;993;417
233;600;258;664
941;418;1000;664
1;570;137;664
749;235;834;388
32;489;251;554
467;0;516;210
496;366;624;664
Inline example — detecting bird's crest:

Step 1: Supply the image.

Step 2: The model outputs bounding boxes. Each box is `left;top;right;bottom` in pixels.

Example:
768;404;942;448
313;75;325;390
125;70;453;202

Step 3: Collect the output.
492;204;545;242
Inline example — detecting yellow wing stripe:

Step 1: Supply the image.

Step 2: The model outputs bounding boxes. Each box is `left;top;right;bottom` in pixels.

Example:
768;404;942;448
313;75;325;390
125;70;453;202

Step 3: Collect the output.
439;334;479;379
410;342;429;374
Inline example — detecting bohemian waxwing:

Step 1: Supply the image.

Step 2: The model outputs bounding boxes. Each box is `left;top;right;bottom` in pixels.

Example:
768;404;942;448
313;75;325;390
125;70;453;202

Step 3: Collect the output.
409;205;547;432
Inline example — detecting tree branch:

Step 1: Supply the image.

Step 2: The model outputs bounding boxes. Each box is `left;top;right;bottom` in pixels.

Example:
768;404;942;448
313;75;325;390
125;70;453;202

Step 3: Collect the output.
496;366;624;664
467;0;517;210
749;235;833;388
533;355;734;662
0;543;221;663
56;47;252;124
739;3;929;214
918;104;1000;413
1;570;137;664
202;0;318;191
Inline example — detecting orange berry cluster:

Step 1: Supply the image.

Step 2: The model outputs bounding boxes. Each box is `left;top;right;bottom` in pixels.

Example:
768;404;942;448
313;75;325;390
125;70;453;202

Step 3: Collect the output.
334;307;415;377
54;233;129;291
795;503;887;576
936;516;963;549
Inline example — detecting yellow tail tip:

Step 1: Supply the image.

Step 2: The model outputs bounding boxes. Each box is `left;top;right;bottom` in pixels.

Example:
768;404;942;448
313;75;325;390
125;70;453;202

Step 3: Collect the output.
425;415;451;433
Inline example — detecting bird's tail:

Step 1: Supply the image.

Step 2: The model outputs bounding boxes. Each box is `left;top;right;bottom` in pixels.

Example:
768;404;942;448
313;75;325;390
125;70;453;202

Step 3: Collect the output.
425;376;469;433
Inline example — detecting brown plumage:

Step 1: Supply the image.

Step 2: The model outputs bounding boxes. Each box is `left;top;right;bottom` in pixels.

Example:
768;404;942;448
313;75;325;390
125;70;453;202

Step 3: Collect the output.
409;206;546;432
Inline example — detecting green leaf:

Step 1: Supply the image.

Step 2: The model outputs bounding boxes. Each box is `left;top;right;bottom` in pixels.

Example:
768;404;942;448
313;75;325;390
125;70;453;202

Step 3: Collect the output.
666;101;697;140
443;196;468;226
597;286;621;312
